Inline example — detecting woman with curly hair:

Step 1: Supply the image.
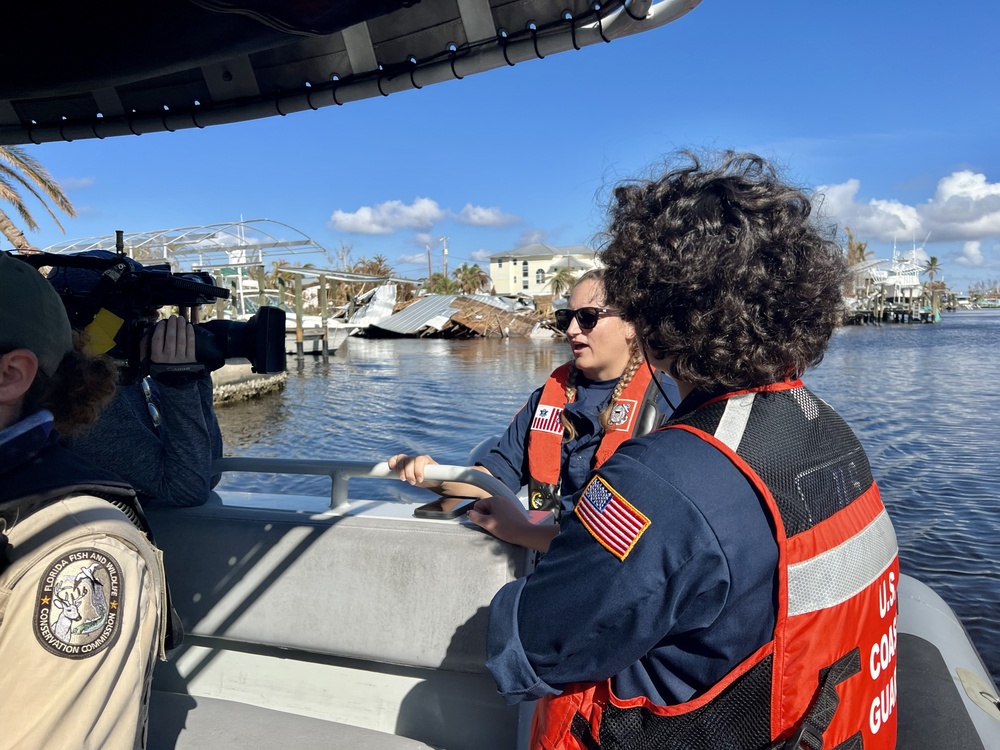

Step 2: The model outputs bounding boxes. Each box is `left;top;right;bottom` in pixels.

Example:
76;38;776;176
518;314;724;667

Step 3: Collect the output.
483;152;899;749
0;251;167;748
389;269;676;549
18;333;118;438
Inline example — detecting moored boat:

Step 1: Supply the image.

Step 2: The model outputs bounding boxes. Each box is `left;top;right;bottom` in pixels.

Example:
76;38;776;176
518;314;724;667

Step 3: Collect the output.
285;317;354;356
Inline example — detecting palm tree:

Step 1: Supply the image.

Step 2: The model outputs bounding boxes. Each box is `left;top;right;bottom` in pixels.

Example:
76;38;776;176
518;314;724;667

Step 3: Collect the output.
921;256;942;317
843;227;875;300
264;259;288;287
424;272;461;295
0;145;76;251
348;254;393;301
546;267;576;299
353;253;393;278
844;226;873;266
921;256;940;283
453;263;490;294
262;260;295;306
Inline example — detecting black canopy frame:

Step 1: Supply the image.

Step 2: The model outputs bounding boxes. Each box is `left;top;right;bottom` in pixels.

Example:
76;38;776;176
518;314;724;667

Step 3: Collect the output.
0;0;701;145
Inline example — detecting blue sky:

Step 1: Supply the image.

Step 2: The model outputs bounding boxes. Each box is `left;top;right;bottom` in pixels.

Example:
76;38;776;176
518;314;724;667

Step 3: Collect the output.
24;0;1000;292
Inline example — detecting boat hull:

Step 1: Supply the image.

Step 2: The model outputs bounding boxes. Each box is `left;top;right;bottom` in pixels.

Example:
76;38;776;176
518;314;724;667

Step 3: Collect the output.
285;324;352;355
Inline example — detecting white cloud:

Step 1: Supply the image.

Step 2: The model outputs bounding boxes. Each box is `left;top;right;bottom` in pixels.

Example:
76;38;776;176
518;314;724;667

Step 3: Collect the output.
456;204;518;227
470;249;491;261
816;170;1000;244
920;171;1000;239
59;176;95;190
329;198;519;236
396;252;427;265
517;228;548;246
329;197;445;235
955;241;985;267
815;179;920;240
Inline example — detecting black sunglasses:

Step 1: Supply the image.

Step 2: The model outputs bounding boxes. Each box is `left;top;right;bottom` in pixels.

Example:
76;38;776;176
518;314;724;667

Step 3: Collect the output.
554;307;620;332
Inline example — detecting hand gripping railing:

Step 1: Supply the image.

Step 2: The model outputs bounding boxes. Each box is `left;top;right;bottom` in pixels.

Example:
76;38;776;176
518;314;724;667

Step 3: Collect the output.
212;457;519;510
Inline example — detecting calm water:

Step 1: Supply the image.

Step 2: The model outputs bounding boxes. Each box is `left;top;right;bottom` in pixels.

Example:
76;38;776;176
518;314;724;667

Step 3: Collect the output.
216;311;1000;681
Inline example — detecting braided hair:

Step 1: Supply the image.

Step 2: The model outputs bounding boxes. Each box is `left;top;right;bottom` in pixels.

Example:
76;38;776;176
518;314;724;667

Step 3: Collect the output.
559;270;643;441
598;340;643;431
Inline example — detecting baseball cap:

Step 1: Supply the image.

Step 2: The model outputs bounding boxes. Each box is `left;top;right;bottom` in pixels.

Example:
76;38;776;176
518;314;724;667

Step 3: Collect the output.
0;251;74;376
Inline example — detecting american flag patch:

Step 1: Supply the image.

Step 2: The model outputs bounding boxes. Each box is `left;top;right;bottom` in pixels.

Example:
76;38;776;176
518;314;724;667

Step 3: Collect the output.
531;404;564;435
575;475;650;561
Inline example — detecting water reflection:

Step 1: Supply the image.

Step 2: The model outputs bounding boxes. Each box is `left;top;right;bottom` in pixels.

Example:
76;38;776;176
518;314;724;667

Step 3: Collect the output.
216;312;1000;681
811;311;1000;681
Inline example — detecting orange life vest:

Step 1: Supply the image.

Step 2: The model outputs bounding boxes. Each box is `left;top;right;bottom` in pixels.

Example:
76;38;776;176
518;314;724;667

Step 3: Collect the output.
526;362;653;511
531;381;900;750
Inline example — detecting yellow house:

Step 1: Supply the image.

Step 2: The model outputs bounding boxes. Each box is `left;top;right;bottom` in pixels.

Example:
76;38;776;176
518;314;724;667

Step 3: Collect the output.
488;243;597;296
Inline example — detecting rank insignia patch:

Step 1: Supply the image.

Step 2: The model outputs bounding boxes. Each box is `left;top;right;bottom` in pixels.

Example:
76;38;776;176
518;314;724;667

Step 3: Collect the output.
34;548;123;659
607;398;638;431
531;404;564;435
575;475;650;561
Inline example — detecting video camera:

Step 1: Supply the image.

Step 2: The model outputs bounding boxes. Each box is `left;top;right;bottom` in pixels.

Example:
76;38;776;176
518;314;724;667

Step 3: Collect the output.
12;235;285;383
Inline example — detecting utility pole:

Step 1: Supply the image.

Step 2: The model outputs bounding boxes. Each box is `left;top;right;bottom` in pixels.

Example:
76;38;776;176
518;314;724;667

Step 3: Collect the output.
425;244;432;279
439;236;448;279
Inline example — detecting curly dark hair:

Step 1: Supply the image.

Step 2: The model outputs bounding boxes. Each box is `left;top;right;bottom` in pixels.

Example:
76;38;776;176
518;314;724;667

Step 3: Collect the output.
599;151;846;390
21;333;119;436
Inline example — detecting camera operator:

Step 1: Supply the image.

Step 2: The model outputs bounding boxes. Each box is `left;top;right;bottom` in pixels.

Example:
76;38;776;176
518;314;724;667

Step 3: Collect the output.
50;250;223;508
0;251;166;747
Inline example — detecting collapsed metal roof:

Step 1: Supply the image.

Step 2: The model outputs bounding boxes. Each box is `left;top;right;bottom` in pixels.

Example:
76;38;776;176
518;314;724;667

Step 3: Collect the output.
348;284;398;326
375;295;460;334
371;292;531;336
0;0;702;145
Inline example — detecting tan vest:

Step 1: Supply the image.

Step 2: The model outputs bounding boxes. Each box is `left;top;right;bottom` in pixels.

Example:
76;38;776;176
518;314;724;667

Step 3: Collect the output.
0;494;167;749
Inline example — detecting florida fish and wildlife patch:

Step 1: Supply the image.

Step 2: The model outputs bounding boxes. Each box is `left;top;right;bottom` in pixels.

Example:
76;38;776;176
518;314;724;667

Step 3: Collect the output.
34;548;123;658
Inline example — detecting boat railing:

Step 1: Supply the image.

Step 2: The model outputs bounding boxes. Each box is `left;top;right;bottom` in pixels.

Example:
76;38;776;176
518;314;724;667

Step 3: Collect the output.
150;457;534;750
212;456;519;509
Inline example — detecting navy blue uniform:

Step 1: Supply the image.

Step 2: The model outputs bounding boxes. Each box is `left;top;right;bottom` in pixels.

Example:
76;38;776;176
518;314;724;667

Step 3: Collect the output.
477;376;619;498
486;390;779;705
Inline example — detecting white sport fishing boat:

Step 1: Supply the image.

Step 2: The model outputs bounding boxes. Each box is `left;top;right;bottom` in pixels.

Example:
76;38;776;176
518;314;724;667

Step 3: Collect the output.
3;1;999;747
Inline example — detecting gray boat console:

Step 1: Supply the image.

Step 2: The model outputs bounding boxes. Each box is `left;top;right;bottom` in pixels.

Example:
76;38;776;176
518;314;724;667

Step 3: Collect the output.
146;461;539;750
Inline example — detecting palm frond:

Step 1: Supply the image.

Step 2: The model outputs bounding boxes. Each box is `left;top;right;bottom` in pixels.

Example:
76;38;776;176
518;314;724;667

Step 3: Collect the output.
0;145;76;215
0;145;76;241
0;172;40;230
0;164;66;231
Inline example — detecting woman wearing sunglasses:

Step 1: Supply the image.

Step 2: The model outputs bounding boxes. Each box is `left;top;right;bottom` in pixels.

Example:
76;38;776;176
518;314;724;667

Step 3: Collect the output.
389;269;676;547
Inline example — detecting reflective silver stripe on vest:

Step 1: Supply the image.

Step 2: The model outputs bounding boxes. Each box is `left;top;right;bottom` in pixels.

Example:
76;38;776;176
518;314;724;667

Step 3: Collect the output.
714;393;755;451
787;510;898;616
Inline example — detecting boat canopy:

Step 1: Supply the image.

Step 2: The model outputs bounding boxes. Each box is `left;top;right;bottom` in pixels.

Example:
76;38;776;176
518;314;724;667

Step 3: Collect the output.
0;0;701;146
